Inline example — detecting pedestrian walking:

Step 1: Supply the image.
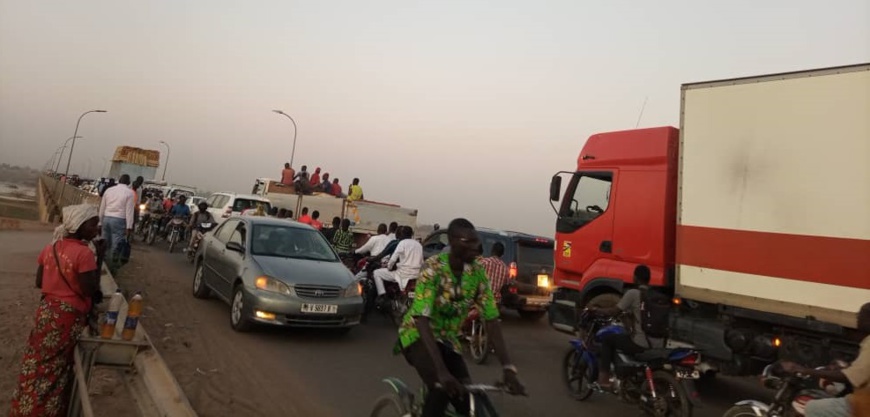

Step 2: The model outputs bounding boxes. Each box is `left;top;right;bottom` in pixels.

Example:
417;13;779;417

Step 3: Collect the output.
99;174;135;271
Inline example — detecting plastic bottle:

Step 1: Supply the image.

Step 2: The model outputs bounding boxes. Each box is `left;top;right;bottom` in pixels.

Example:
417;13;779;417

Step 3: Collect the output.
121;292;144;341
100;289;124;339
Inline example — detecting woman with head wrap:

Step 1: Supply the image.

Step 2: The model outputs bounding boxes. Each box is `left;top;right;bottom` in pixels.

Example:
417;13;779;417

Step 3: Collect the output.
10;204;103;417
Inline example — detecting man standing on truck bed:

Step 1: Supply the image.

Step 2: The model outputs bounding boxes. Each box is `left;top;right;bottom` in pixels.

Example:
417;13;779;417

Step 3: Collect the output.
781;302;870;417
348;178;364;201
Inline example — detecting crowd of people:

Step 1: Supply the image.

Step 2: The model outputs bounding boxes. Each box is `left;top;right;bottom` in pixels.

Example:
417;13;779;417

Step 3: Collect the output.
279;162;364;201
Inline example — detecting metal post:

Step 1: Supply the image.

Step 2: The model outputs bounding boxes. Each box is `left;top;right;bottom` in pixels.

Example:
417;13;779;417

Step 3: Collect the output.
58;110;106;209
159;141;170;181
272;110;298;169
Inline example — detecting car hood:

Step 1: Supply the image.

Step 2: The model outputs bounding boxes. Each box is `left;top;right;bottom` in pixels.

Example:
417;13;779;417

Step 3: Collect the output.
252;255;353;288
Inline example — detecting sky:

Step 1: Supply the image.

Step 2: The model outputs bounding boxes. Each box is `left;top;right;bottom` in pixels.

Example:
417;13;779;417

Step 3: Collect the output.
1;1;867;236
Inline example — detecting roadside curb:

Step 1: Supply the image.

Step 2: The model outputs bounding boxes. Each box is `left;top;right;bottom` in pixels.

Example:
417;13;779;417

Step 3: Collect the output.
100;265;198;417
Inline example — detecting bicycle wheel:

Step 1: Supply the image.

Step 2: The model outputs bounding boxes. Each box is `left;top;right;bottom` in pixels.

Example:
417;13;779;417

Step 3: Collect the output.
469;319;490;365
370;393;410;417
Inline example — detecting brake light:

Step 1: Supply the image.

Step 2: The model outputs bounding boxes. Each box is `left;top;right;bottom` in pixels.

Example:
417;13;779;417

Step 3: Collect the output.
680;353;699;366
509;262;517;279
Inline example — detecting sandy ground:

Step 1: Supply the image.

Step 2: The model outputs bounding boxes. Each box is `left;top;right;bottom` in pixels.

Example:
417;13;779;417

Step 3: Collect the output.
0;231;137;416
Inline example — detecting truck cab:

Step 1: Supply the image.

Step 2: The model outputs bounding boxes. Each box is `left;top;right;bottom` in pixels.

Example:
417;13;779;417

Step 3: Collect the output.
548;127;679;333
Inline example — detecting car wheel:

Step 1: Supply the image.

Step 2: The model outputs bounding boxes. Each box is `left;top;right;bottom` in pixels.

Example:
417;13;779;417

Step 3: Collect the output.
518;310;547;321
230;285;252;332
192;262;211;299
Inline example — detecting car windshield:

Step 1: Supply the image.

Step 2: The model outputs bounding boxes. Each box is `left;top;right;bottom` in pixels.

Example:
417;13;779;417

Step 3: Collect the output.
251;225;338;262
517;241;554;267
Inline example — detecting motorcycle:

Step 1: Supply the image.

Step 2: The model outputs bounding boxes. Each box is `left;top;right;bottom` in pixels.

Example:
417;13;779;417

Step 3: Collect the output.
166;217;187;253
562;308;702;417
143;213;163;245
380;278;416;326
723;362;846;417
187;221;216;263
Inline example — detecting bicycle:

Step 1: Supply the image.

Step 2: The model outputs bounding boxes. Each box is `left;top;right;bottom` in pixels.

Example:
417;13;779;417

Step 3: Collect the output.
370;378;516;417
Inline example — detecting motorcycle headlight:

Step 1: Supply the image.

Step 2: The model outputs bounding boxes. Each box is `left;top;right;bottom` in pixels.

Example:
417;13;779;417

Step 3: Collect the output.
139;204;146;211
343;281;362;298
255;276;292;296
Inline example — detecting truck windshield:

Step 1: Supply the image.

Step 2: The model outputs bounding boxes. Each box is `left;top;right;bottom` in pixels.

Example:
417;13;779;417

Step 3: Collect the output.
559;172;612;230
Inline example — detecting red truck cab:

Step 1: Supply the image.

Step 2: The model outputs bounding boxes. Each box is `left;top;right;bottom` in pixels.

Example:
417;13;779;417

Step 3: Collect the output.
548;127;679;332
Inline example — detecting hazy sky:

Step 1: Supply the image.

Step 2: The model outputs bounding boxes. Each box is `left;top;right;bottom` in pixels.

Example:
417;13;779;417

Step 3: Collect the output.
1;1;867;236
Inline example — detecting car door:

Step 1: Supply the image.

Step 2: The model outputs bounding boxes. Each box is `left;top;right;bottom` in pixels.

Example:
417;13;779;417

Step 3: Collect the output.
212;221;248;298
206;219;240;299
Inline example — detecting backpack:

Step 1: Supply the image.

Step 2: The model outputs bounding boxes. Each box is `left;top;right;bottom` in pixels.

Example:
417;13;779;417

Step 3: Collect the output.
639;287;671;339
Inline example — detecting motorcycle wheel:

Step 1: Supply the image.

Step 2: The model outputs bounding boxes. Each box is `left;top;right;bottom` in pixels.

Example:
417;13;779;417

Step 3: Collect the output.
168;232;177;253
641;370;692;417
469;318;489;365
562;348;595;401
147;228;156;245
389;296;408;326
722;405;760;417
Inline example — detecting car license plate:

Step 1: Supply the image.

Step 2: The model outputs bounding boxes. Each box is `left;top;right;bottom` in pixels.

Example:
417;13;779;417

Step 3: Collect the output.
676;369;701;379
537;274;550;288
301;304;338;314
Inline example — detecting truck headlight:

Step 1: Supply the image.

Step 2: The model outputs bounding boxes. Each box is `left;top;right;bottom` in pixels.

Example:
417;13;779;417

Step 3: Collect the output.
255;276;292;296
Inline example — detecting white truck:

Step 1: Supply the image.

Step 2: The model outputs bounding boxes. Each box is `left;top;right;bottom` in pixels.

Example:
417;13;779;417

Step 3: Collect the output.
251;178;418;234
548;63;870;375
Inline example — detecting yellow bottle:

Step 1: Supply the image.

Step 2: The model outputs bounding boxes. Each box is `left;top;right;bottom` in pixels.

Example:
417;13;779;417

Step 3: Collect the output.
121;292;143;341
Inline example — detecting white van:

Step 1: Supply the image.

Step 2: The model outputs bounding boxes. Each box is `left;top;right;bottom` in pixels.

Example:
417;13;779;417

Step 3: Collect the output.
205;192;272;224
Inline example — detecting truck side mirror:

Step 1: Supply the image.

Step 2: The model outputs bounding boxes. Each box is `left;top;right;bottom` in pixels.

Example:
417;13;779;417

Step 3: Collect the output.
549;176;562;202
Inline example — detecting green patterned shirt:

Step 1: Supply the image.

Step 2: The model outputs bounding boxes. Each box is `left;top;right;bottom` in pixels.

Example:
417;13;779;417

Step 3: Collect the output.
332;229;354;253
396;253;500;354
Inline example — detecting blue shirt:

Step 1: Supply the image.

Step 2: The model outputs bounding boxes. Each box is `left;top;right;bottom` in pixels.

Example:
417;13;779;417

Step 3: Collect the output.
170;204;191;217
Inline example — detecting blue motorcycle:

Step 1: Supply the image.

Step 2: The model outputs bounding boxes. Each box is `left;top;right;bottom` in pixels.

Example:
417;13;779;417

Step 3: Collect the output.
562;309;702;417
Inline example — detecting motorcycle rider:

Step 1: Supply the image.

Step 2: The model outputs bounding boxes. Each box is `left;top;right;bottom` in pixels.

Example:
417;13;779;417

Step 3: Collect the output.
166;195;191;240
186;202;216;253
373;226;423;298
395;218;525;417
140;195;164;234
780;302;870;417
589;265;661;389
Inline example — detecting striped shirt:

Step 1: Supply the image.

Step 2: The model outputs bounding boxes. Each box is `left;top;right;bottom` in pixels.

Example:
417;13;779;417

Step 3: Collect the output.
479;256;509;302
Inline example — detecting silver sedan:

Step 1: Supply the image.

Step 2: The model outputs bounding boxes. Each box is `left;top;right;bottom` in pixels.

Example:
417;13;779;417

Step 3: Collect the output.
191;216;363;333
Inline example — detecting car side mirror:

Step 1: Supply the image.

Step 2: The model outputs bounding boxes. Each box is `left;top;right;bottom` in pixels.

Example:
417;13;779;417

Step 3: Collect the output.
226;241;244;253
549;176;562;202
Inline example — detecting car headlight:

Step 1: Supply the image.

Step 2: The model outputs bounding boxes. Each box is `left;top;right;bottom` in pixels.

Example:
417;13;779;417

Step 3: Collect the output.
343;281;362;298
255;276;292;296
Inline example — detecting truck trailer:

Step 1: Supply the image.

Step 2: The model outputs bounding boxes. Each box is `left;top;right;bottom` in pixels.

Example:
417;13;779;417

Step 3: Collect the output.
108;146;160;181
547;64;869;375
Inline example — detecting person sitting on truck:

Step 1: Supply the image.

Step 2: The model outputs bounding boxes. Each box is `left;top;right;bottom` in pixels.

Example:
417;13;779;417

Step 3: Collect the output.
277;208;288;219
298;207;312;225
280;163;295;186
590;265;663;389
373;226;422;297
348;178;364;201
310;210;323;230
320;173;332;193
309;167;321;188
387;222;399;240
294;165;312;194
331;178;346;198
781;302;870;417
332;218;354;254
356;223;391;257
479;242;510;304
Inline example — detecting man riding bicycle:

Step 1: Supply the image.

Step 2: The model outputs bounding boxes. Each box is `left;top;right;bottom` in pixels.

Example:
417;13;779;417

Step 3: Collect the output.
394;218;525;416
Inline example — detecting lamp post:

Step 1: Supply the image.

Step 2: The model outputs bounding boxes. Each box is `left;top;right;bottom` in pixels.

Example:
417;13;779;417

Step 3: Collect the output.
58;110;106;205
54;136;82;175
159;140;170;181
272;110;298;169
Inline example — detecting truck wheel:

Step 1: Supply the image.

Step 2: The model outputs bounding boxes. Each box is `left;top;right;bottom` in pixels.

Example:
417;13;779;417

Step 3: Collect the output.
518;310;547;321
585;293;620;310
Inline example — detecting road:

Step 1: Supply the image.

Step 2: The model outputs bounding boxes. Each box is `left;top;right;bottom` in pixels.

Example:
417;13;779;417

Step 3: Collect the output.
0;230;771;417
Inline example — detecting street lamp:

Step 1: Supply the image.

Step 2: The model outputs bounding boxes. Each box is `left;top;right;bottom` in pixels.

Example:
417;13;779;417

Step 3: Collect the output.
58;110;106;204
159;140;170;181
54;135;82;174
272;110;298;169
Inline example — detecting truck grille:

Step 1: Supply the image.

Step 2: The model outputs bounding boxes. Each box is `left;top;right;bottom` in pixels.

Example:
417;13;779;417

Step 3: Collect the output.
294;285;341;299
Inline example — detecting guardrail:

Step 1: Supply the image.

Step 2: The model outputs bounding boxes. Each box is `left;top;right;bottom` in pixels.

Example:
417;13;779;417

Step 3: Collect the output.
40;175;100;221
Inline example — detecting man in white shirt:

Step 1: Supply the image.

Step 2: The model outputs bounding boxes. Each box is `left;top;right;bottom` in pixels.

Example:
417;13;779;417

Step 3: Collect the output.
373;226;423;296
99;174;136;269
355;223;391;257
